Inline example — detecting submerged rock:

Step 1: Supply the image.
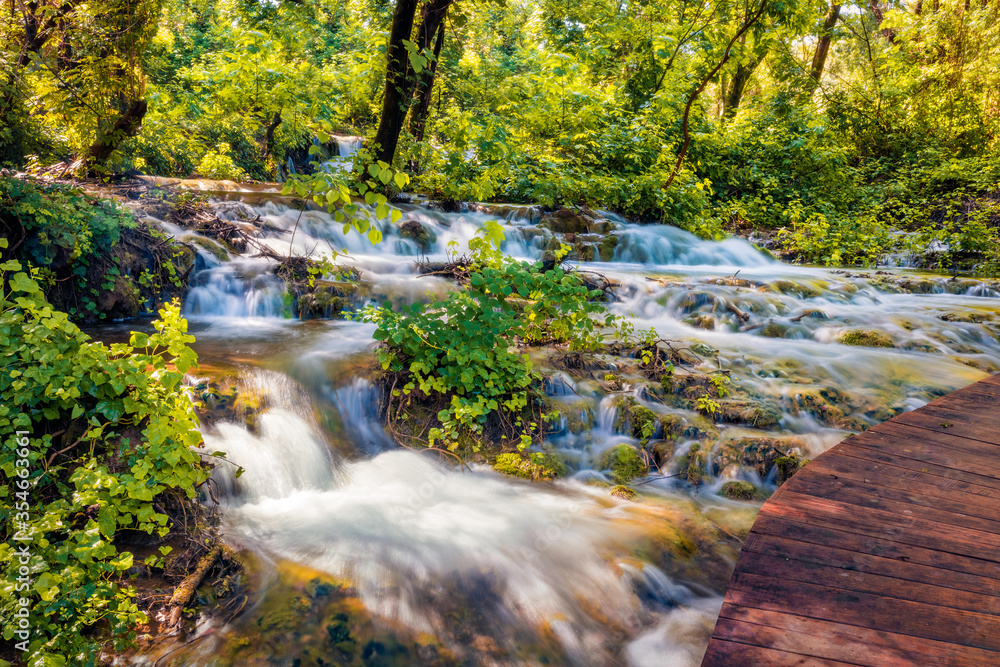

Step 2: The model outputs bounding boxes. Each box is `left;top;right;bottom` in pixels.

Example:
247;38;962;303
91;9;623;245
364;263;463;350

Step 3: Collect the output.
839;329;895;347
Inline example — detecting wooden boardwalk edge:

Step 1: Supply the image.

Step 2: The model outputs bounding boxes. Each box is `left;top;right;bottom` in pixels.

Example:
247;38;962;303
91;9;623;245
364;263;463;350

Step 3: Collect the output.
702;375;1000;667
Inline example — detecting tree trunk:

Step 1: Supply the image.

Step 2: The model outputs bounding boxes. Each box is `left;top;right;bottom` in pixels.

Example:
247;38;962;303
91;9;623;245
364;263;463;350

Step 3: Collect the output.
87;98;147;167
372;0;421;165
263;109;282;158
409;9;447;144
723;55;762;119
808;3;842;91
662;0;771;191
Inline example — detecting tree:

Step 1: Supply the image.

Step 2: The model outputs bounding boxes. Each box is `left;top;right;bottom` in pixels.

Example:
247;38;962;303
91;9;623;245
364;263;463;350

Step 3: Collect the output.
2;0;163;171
373;0;454;165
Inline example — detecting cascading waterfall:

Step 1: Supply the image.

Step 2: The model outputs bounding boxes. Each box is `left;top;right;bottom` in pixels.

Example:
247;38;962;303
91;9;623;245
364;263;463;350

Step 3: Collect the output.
135;190;1000;666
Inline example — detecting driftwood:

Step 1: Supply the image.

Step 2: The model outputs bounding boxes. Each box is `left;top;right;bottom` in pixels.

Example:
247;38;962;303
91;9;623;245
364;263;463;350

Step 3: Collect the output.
166;546;220;627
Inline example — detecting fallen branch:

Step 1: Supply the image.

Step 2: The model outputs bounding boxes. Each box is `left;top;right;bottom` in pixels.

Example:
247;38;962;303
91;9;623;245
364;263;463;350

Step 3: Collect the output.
166;546;221;627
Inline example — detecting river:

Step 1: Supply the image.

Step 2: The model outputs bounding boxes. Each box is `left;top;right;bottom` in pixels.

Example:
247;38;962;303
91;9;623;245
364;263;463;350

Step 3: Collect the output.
114;193;1000;666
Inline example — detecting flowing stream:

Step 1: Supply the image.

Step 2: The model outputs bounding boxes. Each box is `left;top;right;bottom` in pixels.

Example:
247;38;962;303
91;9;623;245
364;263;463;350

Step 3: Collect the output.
119;194;1000;666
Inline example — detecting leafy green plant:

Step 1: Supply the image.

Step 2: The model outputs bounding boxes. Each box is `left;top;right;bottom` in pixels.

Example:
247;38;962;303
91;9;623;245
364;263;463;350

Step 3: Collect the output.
0;252;208;666
362;223;618;454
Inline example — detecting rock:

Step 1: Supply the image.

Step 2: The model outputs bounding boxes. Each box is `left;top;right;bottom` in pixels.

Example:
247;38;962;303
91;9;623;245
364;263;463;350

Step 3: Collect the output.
599;234;619;261
776;454;806;485
399;220;437;252
712;436;803;478
715;400;782;428
719;480;763;501
575;243;596;261
760;321;788;338
598;444;647;484
675;443;707;485
492;452;564;481
610;485;637;500
538;207;593;234
612;396;658;443
839;329;895;347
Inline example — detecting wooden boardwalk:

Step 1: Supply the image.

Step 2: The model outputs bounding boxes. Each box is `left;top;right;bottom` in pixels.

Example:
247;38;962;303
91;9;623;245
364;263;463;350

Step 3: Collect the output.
702;374;1000;666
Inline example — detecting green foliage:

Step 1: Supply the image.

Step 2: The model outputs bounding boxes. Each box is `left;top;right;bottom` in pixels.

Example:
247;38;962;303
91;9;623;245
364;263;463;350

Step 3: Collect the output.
0;177;135;269
195;143;249;181
0;258;207;666
363;222;618;453
597;444;647;485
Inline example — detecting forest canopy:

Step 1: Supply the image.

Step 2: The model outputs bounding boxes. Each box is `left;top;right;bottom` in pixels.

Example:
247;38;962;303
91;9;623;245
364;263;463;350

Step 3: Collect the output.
1;0;999;267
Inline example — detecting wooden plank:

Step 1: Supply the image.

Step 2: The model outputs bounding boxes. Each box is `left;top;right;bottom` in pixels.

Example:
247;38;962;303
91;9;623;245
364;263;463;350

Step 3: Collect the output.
759;490;1000;562
749;513;1000;583
807;453;1000;515
835;441;1000;491
702;639;858;666
717;604;1000;667
782;469;1000;536
891;407;1000;444
726;571;1000;651
703;377;1000;667
841;428;1000;482
853;422;1000;463
740;532;1000;596
733;551;1000;616
816;449;1000;505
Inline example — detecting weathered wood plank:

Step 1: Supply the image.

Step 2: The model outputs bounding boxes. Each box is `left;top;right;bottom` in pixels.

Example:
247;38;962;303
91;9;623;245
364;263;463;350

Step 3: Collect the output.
749;514;1000;583
703;376;1000;666
726;571;1000;651
783;470;1000;536
760;490;1000;561
740;530;1000;595
702;639;857;666
734;551;1000;616
717;604;1000;667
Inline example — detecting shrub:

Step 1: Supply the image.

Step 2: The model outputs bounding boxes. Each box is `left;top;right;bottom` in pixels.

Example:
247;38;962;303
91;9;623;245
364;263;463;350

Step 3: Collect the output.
0;254;208;666
363;224;619;454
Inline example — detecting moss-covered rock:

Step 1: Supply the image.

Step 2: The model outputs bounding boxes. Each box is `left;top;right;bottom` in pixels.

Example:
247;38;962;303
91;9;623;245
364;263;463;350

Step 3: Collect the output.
598;444;647;484
675;443;708;486
760;321;789;338
712;436;802;478
719;480;764;501
610;485;637;500
715;400;782;428
598;234;619;261
776;454;807;485
612;396;658;443
399;220;437;252
839;329;895;348
492;452;564;481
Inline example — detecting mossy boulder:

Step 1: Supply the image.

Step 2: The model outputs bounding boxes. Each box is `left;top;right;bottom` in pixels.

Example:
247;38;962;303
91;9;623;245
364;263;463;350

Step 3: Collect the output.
537;207;593;234
760;321;789;338
612;396;658;444
492;451;564;481
776;454;807;485
398;220;437;252
675;443;708;486
598;444;647;484
839;329;895;348
719;480;764;501
598;234;619;261
610;485;637;501
712;436;803;478
715;400;782;428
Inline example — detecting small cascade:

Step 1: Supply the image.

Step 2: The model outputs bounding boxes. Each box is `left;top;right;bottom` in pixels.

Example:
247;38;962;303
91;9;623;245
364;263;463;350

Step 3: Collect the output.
183;262;286;318
612;224;773;267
